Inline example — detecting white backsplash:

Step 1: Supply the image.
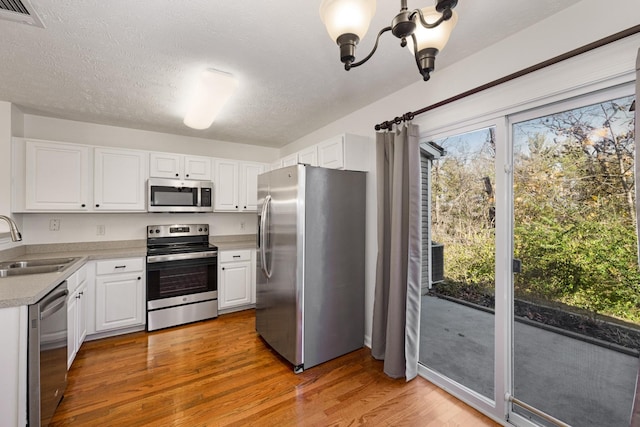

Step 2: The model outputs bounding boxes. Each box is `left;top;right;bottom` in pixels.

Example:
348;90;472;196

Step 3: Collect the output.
19;212;257;244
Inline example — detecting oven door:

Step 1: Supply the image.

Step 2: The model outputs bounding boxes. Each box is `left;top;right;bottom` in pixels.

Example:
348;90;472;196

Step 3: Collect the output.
146;255;217;310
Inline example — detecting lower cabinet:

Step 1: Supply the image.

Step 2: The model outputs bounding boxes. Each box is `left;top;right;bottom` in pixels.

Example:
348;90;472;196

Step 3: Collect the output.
218;249;255;311
67;266;88;369
94;257;146;332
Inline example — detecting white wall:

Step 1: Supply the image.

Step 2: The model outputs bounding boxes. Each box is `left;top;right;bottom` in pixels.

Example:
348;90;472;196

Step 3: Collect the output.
20;212;256;245
0;102;24;251
279;0;640;349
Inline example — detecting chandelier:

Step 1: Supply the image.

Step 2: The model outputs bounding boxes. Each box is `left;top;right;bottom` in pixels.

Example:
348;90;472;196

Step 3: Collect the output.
320;0;458;81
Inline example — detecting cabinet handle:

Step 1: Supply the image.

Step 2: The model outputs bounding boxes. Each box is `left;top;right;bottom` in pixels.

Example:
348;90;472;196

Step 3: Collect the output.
81;204;86;208
175;173;179;177
233;255;241;258
137;277;141;280
235;205;238;209
115;265;126;269
95;204;100;208
244;206;247;209
79;291;84;296
186;174;190;177
222;267;225;270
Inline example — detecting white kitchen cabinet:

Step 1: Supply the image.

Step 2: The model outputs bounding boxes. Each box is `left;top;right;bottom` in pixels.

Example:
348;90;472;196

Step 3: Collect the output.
25;140;90;210
218;249;253;311
317;133;370;172
213;159;265;212
270;159;282;171
94;148;148;211
281;153;298;167
239;162;264;211
67;265;88;369
213;159;239;211
149;152;211;181
297;145;318;166
94;258;145;332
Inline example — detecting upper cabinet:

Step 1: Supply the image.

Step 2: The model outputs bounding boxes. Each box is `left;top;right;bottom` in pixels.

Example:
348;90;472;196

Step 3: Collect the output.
149;152;211;181
297;145;318;166
317;134;370;171
281;153;298;167
25;140;91;210
271;133;370;173
94;148;147;211
213;159;265;212
18;139;149;212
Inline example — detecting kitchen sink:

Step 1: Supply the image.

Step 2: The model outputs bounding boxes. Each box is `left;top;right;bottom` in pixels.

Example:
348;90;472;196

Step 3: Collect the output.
0;257;80;278
0;257;78;270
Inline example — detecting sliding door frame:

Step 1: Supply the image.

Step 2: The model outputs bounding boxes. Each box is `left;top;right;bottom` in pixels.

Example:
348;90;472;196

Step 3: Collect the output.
418;116;509;425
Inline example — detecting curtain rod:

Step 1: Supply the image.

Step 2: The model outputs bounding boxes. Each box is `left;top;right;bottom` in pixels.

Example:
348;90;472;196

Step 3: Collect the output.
375;24;640;131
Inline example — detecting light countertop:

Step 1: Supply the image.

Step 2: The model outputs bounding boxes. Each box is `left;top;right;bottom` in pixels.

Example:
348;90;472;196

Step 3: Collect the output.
210;234;256;251
0;241;146;309
0;235;256;309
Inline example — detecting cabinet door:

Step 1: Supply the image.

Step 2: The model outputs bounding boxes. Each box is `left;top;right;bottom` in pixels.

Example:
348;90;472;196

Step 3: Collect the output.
270;160;282;171
281;153;298;167
94;148;148;211
67;291;78;369
213;159;239;211
297;146;318;166
95;273;144;332
318;135;345;169
150;152;182;179
25;141;90;210
219;261;252;309
184;155;212;180
239;162;264;211
76;280;88;347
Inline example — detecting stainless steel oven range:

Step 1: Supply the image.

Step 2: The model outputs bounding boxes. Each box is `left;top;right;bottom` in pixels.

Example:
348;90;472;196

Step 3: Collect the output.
146;224;218;331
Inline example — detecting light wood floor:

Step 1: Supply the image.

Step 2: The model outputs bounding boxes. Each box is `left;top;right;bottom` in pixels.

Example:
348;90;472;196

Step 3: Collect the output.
51;309;500;426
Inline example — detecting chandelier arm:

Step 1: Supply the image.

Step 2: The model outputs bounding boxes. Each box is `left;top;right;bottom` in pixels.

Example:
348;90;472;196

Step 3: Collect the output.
409;8;447;29
349;25;393;69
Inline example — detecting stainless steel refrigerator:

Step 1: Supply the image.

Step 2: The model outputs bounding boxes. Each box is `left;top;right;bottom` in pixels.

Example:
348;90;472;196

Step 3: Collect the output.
256;164;366;372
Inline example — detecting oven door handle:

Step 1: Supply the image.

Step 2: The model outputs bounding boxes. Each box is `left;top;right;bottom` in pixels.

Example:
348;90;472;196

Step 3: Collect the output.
147;251;218;264
259;194;272;279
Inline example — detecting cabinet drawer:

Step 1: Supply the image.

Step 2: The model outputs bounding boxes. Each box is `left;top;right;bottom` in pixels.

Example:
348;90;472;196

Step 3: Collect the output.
220;250;251;263
96;258;144;275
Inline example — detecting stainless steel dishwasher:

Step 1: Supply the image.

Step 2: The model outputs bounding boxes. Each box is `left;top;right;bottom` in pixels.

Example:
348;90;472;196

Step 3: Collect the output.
28;281;68;427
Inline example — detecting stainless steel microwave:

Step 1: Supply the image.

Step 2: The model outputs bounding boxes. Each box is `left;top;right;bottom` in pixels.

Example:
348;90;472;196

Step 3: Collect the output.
147;178;214;213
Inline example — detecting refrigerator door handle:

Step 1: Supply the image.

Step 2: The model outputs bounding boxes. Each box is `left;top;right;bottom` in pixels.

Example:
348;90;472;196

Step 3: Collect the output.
260;194;272;279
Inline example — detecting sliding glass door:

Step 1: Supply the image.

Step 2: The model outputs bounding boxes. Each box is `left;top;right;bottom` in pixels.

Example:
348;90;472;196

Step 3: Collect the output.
419;85;638;427
419;125;498;406
508;92;638;427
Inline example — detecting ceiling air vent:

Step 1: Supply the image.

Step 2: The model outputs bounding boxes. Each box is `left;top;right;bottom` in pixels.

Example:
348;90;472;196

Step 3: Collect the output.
0;0;44;27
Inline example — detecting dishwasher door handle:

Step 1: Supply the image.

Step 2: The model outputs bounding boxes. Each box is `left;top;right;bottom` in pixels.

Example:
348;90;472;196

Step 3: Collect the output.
40;288;69;320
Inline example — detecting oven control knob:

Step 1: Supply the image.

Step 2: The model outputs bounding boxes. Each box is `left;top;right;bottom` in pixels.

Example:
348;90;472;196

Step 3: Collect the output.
199;228;202;232
204;227;208;232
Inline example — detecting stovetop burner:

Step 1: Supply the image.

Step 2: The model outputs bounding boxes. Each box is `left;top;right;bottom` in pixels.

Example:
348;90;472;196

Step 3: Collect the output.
146;224;217;256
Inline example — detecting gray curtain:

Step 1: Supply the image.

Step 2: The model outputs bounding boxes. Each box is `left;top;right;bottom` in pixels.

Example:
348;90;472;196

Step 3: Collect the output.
371;123;422;380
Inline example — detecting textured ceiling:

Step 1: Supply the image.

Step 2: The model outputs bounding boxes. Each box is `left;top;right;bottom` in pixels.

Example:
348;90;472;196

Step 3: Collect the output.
0;0;582;147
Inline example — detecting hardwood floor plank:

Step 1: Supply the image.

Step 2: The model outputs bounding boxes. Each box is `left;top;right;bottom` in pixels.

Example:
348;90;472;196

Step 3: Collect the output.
51;310;500;427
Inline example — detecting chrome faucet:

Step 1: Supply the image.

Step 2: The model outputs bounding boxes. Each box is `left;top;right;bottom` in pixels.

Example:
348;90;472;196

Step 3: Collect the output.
0;215;22;242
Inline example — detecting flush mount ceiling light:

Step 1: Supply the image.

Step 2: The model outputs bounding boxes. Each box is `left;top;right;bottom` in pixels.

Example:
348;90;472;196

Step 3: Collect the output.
320;0;458;81
183;69;238;130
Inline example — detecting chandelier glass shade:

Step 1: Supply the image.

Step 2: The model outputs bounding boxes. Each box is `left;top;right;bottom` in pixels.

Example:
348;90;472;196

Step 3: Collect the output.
319;0;459;81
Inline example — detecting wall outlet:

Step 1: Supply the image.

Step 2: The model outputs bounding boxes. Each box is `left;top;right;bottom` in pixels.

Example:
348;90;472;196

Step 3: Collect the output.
96;225;105;236
49;219;60;231
240;221;245;230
